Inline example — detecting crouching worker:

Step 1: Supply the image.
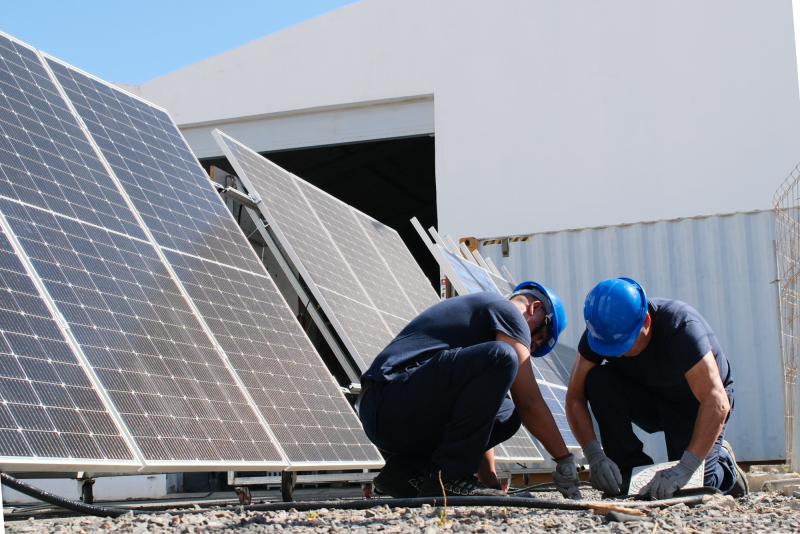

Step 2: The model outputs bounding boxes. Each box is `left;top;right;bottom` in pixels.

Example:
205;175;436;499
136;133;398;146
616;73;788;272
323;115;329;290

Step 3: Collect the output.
357;282;582;499
565;278;748;500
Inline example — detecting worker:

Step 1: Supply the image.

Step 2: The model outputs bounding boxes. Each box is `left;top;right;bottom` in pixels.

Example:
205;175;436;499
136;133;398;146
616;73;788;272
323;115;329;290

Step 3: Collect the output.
357;282;583;499
565;278;748;500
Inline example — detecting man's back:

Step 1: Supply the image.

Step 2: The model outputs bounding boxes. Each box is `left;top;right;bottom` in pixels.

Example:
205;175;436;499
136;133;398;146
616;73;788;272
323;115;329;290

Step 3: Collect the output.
363;293;530;381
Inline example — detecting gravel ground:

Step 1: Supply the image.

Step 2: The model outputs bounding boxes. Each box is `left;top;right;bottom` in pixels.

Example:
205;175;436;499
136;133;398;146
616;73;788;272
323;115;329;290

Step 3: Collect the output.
5;490;800;533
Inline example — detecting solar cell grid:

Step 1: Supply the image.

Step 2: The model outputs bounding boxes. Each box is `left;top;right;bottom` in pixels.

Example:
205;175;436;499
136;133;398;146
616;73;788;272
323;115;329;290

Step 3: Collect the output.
214;133;393;370
296;180;416;329
352;211;440;315
47;61;381;467
494;428;543;462
0;34;291;468
0;218;136;466
1;198;283;464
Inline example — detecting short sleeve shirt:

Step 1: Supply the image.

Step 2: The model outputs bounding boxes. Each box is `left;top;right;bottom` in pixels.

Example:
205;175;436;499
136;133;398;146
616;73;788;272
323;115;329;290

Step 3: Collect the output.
578;298;732;401
363;292;531;381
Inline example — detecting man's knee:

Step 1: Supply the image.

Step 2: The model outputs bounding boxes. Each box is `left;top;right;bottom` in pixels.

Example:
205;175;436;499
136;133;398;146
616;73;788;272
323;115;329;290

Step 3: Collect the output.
484;341;519;378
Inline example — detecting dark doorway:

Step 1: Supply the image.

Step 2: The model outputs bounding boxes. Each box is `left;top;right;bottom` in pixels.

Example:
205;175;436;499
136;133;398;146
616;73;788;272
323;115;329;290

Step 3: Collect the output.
200;135;438;289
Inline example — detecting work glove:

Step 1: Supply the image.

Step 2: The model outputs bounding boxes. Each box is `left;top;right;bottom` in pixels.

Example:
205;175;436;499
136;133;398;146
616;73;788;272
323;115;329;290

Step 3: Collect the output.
583;440;623;495
639;451;703;500
552;454;582;500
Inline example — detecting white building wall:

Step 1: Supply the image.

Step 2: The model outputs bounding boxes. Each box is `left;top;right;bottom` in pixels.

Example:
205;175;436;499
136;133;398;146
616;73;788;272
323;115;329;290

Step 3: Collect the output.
132;0;800;241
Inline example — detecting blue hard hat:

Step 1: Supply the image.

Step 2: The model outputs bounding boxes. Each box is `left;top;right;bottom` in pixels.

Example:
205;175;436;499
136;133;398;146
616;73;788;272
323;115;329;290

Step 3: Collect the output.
583;278;647;357
510;281;567;358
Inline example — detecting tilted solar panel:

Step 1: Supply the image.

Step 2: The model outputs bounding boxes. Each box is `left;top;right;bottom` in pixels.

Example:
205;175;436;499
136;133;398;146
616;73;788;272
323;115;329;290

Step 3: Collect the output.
0;217;138;470
441;248;499;294
0;32;288;469
494;428;543;463
213;131;439;372
47;59;381;468
353;211;440;316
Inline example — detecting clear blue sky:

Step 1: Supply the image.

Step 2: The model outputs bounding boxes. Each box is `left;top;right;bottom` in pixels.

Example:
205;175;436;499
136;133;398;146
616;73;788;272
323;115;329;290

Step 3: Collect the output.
3;0;357;85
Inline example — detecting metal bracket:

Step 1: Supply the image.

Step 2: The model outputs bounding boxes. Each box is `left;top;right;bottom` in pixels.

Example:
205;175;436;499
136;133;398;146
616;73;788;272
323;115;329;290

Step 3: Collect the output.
220;187;260;209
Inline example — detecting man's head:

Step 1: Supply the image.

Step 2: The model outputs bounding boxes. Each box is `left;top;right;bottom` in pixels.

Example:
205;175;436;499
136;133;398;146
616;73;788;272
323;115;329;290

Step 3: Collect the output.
508;281;567;357
583;277;650;357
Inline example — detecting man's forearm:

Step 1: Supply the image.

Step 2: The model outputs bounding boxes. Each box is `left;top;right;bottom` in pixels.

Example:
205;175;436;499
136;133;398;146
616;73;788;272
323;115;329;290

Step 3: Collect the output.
520;401;570;459
686;394;728;460
565;398;598;447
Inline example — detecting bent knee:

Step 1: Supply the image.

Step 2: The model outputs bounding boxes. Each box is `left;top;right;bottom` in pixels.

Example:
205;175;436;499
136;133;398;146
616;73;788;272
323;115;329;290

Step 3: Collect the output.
485;341;519;375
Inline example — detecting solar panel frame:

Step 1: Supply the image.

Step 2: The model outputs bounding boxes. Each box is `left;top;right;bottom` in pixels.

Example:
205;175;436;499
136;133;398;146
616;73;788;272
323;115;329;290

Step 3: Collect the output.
0;45;286;472
0;31;148;471
0;209;141;471
43;59;382;470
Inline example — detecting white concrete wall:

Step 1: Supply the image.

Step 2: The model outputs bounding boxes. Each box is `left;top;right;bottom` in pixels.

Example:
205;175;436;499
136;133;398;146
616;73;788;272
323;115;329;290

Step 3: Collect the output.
133;0;800;240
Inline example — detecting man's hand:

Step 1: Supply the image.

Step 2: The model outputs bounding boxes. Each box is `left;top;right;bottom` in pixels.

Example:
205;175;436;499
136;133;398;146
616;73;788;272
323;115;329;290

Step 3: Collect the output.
639;451;703;500
582;440;623;495
552;454;582;500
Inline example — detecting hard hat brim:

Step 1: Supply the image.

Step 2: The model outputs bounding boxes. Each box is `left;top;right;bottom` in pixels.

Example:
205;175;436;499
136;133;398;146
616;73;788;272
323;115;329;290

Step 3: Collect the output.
585;314;645;357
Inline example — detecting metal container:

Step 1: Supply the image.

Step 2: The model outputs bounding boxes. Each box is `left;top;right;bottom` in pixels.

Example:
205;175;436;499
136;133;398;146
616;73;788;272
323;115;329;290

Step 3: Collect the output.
478;209;784;463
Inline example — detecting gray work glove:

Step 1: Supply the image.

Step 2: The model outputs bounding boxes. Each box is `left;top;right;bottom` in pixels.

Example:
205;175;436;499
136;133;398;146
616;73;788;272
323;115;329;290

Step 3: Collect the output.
640;451;703;500
583;440;623;495
552;454;582;500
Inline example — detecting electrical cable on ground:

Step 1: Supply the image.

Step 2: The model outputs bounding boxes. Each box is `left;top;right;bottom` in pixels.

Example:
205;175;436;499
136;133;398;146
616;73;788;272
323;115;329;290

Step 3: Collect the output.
0;473;715;520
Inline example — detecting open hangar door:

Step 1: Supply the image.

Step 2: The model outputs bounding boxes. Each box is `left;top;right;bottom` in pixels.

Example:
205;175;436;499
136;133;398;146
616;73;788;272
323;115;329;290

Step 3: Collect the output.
200;134;438;290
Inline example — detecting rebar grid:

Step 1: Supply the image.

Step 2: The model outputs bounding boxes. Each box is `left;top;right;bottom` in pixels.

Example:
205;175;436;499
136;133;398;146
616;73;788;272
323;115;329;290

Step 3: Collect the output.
773;164;800;466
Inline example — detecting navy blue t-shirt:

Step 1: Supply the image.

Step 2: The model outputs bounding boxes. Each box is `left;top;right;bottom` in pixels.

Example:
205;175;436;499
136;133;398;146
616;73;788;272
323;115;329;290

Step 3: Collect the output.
578;298;732;401
363;292;531;382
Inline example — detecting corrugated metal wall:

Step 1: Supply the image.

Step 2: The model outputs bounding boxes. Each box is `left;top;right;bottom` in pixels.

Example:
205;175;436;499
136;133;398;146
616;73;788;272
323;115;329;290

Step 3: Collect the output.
479;210;785;462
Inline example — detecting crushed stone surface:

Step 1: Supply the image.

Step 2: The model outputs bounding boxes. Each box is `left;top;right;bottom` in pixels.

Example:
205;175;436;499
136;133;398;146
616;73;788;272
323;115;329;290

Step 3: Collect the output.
5;490;800;533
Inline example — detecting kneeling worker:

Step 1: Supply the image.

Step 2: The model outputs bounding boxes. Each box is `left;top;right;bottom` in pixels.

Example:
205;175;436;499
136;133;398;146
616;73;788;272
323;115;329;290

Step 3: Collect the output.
358;282;582;499
565;278;748;499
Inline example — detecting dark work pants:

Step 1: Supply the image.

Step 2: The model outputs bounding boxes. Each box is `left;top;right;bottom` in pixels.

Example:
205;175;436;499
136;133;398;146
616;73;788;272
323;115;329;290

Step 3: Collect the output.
359;342;522;481
585;365;736;491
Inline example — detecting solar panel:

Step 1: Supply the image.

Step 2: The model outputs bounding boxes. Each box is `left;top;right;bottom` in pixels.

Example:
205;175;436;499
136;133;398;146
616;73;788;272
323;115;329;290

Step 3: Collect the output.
213;131;439;372
0;215;138;470
0;33;291;469
540;383;579;448
442;247;499;294
45;58;382;468
494;428;543;463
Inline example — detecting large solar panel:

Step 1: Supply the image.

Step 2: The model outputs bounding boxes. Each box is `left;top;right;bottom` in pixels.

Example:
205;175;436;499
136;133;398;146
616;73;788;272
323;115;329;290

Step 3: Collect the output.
0;32;291;470
46;58;382;468
0;215;138;470
213;131;439;372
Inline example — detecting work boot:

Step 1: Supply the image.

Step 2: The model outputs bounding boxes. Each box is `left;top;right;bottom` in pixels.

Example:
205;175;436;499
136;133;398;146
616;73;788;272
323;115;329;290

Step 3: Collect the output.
372;456;424;498
417;475;507;497
722;440;749;498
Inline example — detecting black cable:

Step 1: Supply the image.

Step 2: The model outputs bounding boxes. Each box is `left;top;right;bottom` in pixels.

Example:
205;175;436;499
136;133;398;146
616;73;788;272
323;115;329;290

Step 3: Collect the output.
508;481;593;494
0;472;712;520
1;473;139;518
